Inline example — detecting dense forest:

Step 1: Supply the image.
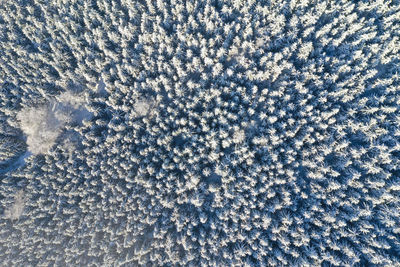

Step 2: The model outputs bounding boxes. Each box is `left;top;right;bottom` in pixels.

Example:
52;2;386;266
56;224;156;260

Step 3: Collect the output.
0;0;400;266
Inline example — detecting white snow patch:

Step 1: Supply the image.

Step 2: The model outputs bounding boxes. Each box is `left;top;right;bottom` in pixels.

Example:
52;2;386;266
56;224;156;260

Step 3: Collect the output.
134;98;155;117
4;190;25;220
17;91;92;155
17;105;63;155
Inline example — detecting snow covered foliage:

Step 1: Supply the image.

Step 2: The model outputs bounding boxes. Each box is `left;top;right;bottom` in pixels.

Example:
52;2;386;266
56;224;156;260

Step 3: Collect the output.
0;119;25;163
0;117;26;170
0;0;400;266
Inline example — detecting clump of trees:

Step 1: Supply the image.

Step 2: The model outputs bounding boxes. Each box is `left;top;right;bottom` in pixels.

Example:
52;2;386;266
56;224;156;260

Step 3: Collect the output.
0;0;400;266
0;117;26;169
